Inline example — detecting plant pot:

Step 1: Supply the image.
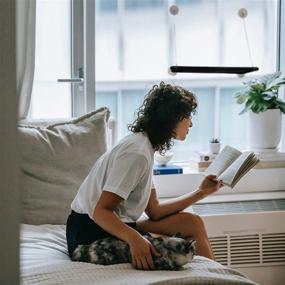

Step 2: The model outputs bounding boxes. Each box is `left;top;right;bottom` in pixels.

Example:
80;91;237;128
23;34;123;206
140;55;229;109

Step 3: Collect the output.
247;109;282;151
209;142;221;154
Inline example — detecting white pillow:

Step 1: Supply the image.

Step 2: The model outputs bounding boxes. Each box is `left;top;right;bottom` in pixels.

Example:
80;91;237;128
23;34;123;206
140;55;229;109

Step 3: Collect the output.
18;107;110;225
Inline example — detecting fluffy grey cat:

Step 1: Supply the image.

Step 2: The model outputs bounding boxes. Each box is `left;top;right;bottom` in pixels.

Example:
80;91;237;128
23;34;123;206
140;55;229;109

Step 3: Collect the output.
72;234;195;270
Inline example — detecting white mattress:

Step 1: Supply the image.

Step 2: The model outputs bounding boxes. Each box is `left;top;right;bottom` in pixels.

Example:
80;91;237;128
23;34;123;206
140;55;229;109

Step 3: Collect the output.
20;224;259;285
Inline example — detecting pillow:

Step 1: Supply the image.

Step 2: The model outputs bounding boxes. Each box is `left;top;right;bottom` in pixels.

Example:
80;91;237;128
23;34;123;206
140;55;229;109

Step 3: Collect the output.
18;107;110;225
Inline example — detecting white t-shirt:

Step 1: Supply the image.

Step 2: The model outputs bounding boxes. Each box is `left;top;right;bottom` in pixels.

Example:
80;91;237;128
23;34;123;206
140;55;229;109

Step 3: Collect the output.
71;132;154;222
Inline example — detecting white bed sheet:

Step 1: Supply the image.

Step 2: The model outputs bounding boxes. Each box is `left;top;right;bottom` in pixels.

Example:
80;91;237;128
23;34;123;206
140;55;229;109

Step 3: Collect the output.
20;224;259;285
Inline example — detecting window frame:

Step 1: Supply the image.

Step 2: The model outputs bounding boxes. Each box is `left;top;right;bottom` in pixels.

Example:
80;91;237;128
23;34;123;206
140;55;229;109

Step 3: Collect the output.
71;0;84;116
72;0;96;117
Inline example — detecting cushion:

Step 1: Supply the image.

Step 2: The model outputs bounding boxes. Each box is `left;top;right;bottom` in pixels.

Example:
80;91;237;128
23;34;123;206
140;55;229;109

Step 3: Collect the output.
18;107;110;225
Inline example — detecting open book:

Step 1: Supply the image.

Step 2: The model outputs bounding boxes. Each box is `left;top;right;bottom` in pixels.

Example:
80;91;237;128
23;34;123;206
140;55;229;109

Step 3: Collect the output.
204;145;259;188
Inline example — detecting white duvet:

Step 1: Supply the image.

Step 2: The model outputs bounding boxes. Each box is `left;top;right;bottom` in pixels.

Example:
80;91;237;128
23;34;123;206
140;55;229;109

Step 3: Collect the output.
20;224;259;285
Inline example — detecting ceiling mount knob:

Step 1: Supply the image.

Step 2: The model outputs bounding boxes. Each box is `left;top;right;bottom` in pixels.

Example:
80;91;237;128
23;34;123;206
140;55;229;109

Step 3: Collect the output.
169;5;179;16
238;8;248;19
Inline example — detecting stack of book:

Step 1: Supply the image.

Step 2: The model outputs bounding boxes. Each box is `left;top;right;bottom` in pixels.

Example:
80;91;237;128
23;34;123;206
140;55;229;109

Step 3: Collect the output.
189;149;285;171
253;151;285;168
153;164;183;175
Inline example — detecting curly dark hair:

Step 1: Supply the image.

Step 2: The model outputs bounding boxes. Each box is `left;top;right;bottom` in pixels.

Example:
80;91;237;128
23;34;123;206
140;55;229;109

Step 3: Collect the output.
128;82;197;153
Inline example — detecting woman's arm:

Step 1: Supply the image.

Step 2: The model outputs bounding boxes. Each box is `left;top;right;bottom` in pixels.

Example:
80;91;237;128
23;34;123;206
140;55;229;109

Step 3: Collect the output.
93;191;138;242
145;175;223;221
93;191;160;270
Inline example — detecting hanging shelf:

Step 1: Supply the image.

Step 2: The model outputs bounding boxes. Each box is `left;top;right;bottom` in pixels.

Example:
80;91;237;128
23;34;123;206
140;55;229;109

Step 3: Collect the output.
168;6;258;75
169;66;259;74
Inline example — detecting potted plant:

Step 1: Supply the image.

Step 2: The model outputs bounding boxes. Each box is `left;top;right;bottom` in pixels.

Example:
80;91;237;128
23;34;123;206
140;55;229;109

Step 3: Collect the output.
209;138;221;154
235;71;285;151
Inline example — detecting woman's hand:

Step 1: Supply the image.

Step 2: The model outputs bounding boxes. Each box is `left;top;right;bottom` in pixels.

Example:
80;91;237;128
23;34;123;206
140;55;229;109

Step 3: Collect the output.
197;175;224;198
127;232;161;270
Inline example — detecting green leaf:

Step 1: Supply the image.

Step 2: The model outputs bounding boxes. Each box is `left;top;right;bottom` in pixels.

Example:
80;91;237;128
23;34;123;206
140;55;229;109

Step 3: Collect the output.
275;101;285;113
245;98;253;108
260;71;281;86
235;72;285;114
251;83;266;93
276;99;285;106
279;105;285;114
236;94;247;104
267;77;285;89
263;95;274;100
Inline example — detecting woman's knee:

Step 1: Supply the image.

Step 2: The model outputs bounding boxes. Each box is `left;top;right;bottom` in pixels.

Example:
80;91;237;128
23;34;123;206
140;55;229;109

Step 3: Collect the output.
178;212;207;236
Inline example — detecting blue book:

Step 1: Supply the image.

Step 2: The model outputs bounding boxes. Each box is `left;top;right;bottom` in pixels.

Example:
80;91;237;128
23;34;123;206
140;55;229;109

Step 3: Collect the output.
153;164;183;175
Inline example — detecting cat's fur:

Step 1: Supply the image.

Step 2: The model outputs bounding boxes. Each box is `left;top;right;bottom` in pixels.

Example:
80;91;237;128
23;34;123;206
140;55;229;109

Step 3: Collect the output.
72;234;195;270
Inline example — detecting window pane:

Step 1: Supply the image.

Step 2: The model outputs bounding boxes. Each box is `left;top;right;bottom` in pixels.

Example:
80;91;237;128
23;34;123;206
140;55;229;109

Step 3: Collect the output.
176;0;219;66
219;87;247;149
124;0;168;80
95;0;119;81
121;90;145;137
96;92;118;118
30;0;71;119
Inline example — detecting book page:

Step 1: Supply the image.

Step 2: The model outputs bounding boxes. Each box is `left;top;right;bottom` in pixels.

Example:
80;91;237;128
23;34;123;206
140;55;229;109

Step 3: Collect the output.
230;155;259;187
218;152;259;187
204;145;242;177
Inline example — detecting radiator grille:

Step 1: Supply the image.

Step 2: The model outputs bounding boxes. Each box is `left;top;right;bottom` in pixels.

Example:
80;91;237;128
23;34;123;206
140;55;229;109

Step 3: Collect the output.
230;234;260;265
208;236;228;265
262;233;285;263
193;199;285;215
209;232;285;266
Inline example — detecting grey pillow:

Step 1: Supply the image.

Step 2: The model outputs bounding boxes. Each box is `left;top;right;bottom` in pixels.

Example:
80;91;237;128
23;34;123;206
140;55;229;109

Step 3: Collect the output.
18;107;110;225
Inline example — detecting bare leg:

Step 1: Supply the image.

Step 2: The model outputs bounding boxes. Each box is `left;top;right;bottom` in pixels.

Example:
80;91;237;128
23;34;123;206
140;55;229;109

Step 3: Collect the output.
136;212;215;260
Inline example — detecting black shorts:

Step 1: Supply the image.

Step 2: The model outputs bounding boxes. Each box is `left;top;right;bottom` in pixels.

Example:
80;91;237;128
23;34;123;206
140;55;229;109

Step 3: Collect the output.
66;210;150;258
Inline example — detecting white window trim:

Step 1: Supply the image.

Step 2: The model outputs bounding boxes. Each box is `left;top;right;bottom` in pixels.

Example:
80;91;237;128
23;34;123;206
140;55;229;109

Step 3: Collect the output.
84;0;96;113
72;0;95;117
71;0;84;116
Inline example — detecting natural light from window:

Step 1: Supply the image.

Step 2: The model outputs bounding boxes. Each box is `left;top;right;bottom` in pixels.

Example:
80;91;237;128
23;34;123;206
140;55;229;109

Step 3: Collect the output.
95;0;278;161
30;0;278;161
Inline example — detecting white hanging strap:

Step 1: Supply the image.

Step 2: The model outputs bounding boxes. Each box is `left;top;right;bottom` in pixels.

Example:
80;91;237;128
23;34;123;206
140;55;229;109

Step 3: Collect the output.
173;18;177;66
239;8;254;67
169;5;179;68
242;18;254;67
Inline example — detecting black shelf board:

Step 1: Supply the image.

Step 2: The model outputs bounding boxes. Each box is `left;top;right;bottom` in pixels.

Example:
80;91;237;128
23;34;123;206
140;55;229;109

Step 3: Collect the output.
170;66;259;74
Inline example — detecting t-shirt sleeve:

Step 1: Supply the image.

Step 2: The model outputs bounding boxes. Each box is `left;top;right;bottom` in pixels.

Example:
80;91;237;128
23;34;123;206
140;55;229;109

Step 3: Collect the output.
102;152;149;200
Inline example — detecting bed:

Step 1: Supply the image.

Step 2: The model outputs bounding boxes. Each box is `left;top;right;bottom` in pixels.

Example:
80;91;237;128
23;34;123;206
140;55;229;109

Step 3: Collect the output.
18;108;259;285
20;224;258;285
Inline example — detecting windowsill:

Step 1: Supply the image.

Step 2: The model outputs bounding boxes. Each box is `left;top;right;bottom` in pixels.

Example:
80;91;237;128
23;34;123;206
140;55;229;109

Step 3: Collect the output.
153;164;285;198
159;190;285;204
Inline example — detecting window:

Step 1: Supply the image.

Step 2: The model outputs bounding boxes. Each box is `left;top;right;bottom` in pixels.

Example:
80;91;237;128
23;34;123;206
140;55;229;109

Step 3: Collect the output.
30;0;280;161
95;0;279;161
29;0;72;119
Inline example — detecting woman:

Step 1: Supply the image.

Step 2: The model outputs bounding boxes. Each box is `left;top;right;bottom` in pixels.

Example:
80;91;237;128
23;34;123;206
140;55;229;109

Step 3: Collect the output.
66;82;224;271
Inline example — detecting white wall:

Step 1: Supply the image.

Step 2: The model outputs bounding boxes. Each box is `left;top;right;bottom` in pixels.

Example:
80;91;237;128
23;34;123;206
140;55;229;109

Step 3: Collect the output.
0;1;20;284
